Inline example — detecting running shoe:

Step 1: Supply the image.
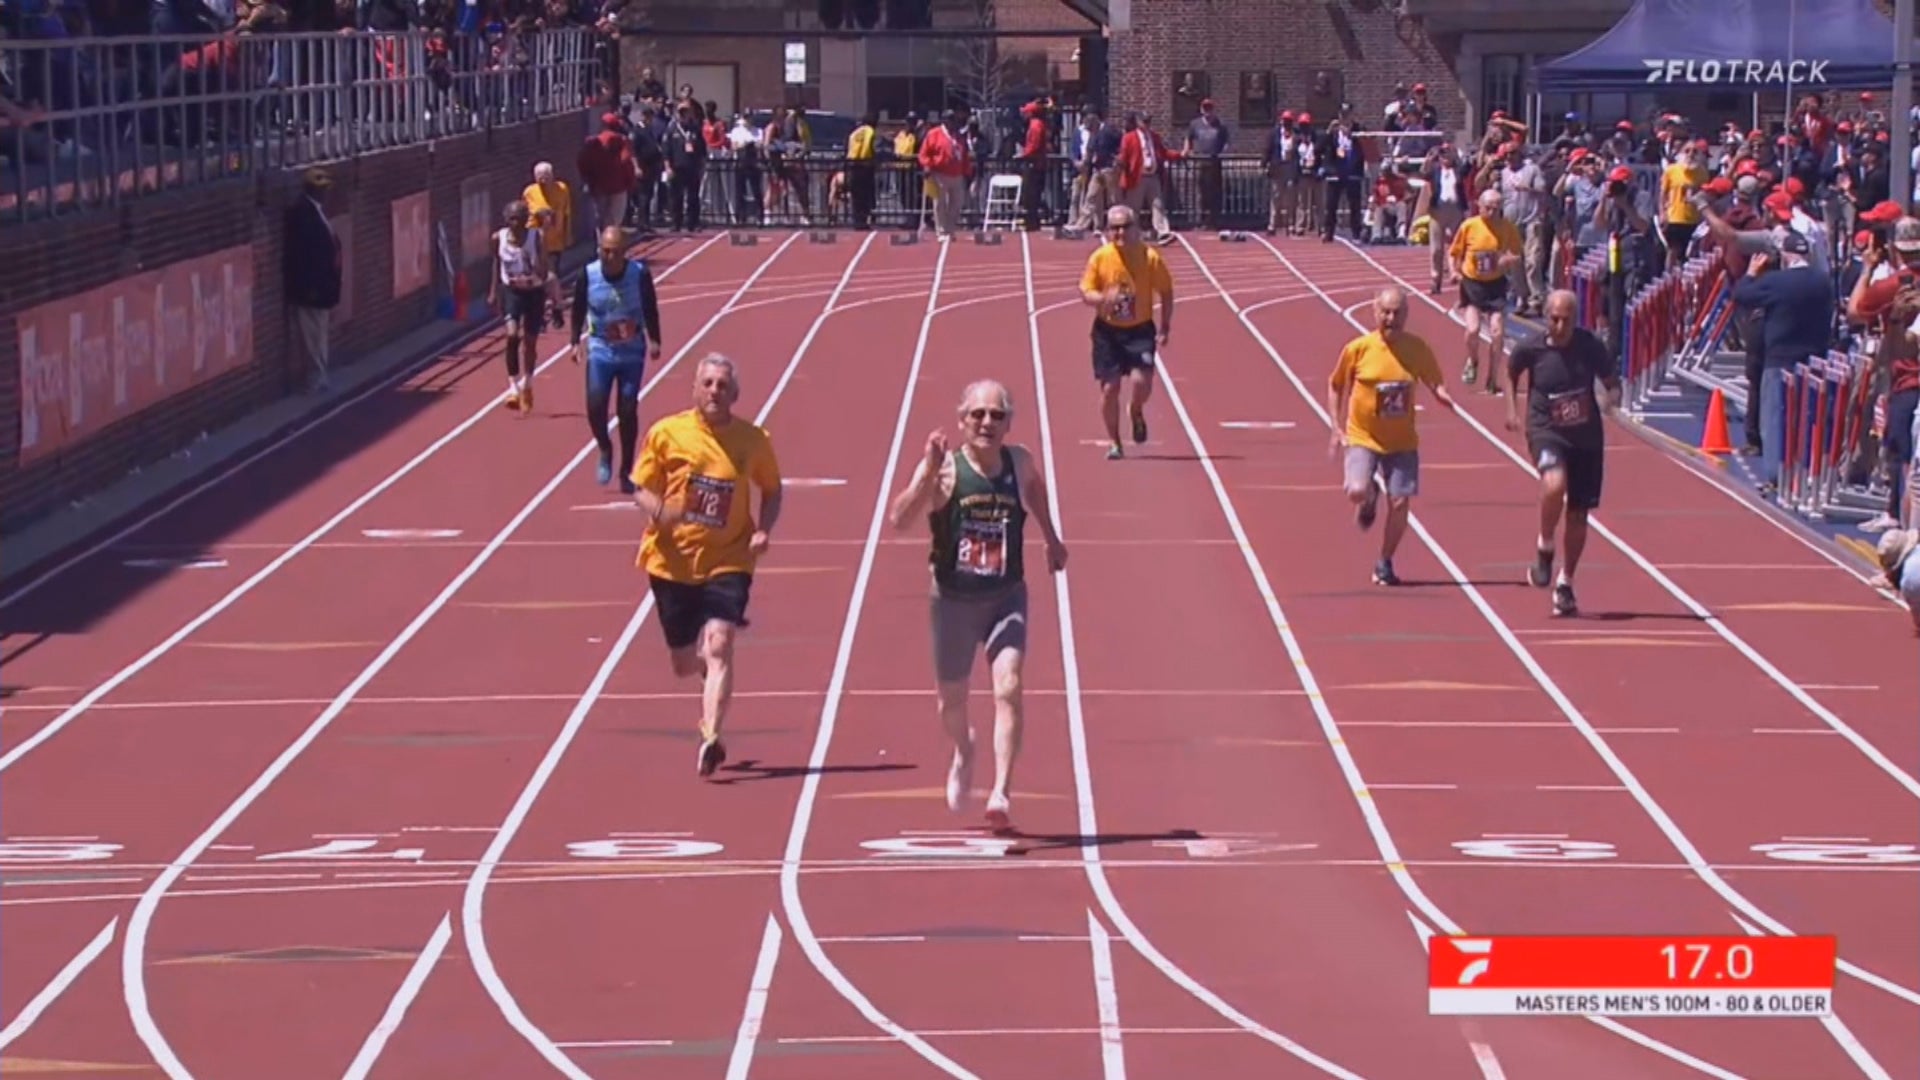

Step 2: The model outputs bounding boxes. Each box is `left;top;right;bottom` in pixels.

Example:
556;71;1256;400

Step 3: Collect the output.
1527;546;1555;588
1372;559;1400;586
596;452;613;486
1130;406;1148;445
697;733;727;778
985;791;1013;834
1106;444;1123;460
947;752;974;814
619;475;637;495
1552;582;1578;617
1462;359;1478;385
519;381;534;413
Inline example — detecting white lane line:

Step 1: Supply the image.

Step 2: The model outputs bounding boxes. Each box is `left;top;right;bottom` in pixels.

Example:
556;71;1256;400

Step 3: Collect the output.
1177;235;1855;1077
461;231;879;1079
120;234;805;1080
1087;910;1127;1079
772;233;983;1080
340;913;452;1080
0;239;733;775
1019;233;1368;1079
0;918;116;1051
1337;241;1919;724
1255;234;1920;1016
723;914;784;1080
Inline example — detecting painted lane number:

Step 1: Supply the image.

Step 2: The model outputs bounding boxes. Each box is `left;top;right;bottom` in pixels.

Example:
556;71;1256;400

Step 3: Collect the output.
0;841;123;863
860;833;1019;858
1752;841;1920;865
1453;838;1618;861
257;838;427;862
567;838;724;859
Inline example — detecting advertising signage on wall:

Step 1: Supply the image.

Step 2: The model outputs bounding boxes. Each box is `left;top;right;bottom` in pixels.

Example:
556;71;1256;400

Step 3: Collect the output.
15;245;256;465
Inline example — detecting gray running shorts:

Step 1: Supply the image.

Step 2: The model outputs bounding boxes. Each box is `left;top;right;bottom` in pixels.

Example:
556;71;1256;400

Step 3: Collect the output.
1344;445;1420;499
929;581;1029;684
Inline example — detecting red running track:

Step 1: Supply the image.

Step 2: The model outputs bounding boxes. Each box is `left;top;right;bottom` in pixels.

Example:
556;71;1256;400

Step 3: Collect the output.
0;227;1913;1080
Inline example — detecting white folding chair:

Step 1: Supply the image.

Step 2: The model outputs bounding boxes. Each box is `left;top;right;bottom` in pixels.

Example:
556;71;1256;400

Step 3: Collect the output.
982;173;1022;230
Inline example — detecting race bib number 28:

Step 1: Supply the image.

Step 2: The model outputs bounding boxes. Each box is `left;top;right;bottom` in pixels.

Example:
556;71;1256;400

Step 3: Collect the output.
1546;389;1592;427
956;518;1008;577
685;474;734;528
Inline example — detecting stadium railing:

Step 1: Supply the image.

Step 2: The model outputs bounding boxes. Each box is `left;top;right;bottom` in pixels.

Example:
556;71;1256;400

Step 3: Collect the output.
0;26;600;224
1571;250;1901;529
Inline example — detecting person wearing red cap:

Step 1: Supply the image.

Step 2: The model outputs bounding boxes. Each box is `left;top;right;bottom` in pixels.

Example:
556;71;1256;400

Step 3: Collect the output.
577;112;637;236
1184;97;1231;230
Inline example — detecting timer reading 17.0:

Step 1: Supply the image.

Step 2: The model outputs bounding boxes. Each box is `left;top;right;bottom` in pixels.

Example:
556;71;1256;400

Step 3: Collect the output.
1662;943;1755;982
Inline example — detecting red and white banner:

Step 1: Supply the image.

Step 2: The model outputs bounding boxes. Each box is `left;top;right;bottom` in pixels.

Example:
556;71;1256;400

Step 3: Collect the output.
16;245;256;465
1428;935;1836;1018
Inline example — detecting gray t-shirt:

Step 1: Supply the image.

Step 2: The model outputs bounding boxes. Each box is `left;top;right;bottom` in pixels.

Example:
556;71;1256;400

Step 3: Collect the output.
1187;118;1229;157
1501;162;1545;226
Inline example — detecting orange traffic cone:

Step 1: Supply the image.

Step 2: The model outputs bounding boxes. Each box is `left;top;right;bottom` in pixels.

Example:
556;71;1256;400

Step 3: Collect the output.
1699;387;1734;454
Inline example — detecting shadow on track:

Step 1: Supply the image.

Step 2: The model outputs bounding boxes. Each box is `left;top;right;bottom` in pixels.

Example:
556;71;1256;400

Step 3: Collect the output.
712;758;917;784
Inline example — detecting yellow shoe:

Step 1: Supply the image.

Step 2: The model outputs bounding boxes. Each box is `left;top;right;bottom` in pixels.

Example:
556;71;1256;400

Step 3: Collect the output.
518;382;534;413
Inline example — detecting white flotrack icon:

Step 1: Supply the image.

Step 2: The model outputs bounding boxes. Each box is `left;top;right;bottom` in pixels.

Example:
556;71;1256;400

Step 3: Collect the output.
1643;58;1830;84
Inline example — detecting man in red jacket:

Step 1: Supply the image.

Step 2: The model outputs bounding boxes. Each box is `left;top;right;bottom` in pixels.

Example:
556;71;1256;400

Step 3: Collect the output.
577;114;637;235
1116;112;1177;244
918;109;973;240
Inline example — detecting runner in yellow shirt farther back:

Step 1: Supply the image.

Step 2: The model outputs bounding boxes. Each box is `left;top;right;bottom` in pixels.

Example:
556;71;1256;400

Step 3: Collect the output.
631;353;783;778
1079;205;1174;460
1447;188;1522;394
1327;286;1456;586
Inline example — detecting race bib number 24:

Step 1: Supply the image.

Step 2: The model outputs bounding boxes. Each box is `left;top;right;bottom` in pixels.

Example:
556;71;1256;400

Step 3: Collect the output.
1376;380;1412;419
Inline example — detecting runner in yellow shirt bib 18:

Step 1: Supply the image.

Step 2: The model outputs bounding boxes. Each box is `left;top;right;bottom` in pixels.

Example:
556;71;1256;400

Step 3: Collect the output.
1079;205;1174;459
1447;188;1522;394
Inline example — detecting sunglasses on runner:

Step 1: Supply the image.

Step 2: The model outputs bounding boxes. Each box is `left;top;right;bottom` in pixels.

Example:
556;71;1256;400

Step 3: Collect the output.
967;407;1007;422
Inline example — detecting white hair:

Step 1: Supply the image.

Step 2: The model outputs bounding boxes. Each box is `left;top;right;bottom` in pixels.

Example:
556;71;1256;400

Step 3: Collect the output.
533;161;555;181
958;379;1012;417
1477;189;1502;210
695;352;739;388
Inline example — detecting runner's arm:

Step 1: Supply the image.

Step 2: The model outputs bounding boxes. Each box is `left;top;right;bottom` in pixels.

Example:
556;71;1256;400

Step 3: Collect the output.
569;274;590;345
751;441;783;537
1015;448;1066;561
887;457;942;531
1325;344;1355;444
1153;257;1174;337
1504;348;1529;428
631;428;673;521
638;262;663;346
1080;258;1108;308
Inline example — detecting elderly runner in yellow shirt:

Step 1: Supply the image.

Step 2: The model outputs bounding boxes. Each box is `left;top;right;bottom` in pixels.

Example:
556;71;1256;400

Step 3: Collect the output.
1447;187;1522;393
631;353;783;778
1327;286;1456;586
1080;204;1173;459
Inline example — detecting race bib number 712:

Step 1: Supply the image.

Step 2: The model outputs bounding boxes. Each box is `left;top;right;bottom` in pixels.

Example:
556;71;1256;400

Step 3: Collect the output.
685;475;734;527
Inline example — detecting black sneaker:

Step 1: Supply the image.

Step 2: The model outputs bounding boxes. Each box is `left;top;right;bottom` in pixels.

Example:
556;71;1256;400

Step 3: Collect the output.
697;734;727;778
1527;546;1555;588
1372;560;1401;586
1130;407;1148;445
1551;582;1577;617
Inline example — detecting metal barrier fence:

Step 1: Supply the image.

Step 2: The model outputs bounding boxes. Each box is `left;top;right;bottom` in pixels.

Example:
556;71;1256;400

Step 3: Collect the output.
1;27;600;223
653;153;1316;233
1578;251;1902;528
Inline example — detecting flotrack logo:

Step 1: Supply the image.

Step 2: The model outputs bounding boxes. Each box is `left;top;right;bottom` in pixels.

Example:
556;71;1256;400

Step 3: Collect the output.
1643;59;1830;84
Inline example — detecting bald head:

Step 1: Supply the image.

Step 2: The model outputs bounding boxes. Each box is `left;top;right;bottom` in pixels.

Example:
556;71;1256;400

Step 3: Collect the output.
1373;286;1408;335
1543;288;1577;344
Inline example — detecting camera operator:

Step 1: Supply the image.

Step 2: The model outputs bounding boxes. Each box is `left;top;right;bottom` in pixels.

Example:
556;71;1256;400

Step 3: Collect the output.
1591;165;1653;368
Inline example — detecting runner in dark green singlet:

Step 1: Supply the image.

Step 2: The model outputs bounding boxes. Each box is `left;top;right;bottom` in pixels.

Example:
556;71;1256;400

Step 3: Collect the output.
888;380;1066;834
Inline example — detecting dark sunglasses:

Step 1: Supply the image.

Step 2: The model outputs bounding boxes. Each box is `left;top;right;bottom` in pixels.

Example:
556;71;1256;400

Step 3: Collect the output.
967;407;1007;422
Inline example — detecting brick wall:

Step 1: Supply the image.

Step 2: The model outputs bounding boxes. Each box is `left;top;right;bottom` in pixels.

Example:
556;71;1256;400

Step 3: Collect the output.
1108;0;1464;138
0;109;590;533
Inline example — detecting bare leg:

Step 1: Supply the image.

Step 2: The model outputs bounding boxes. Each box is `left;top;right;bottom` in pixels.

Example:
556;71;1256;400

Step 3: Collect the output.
699;619;736;739
1381;495;1411;563
986;645;1025;812
1099;380;1124;455
937;679;973;811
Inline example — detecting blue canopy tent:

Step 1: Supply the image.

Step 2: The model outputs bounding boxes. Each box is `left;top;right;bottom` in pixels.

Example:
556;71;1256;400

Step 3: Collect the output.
1536;0;1898;93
